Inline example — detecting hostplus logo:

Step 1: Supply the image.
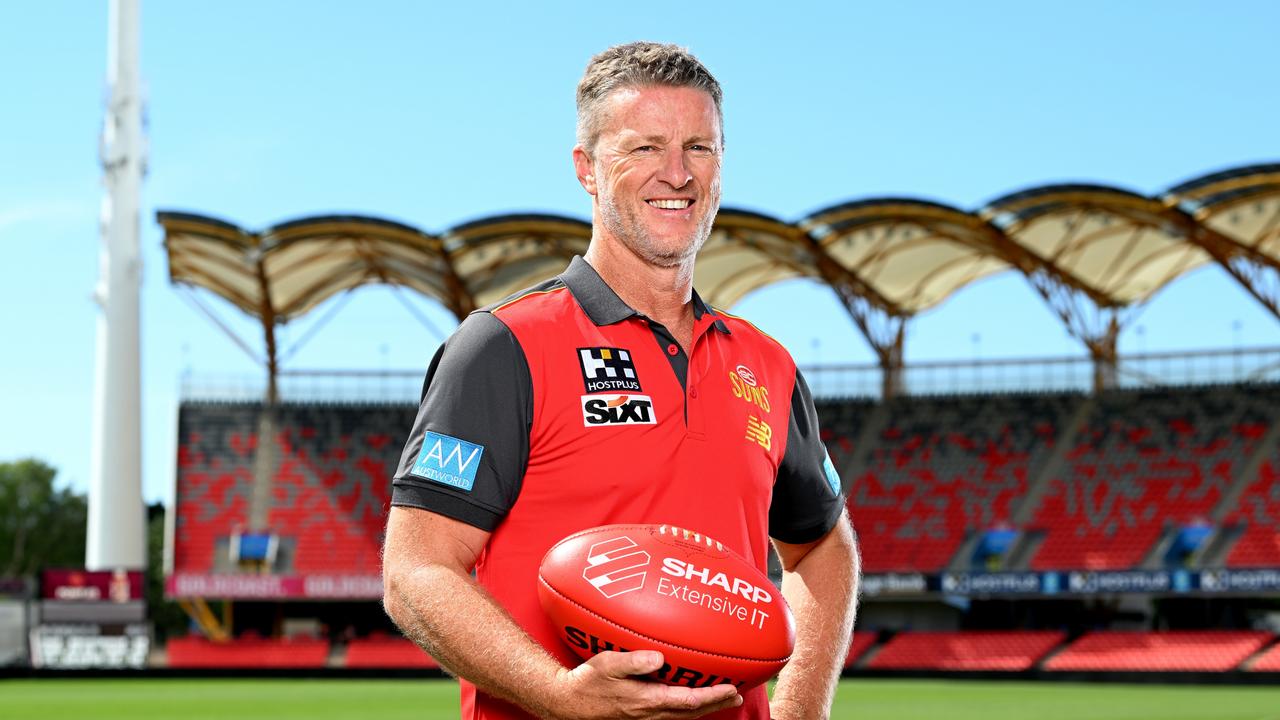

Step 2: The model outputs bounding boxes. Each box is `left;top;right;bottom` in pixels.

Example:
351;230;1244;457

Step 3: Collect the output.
582;536;651;598
578;347;642;393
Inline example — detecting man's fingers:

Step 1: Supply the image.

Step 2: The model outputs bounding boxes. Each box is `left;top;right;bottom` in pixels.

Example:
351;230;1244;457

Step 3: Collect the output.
648;683;742;717
585;649;665;678
570;651;742;719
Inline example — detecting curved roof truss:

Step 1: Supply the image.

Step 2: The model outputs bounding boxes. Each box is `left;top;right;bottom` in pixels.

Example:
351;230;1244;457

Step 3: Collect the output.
159;161;1280;390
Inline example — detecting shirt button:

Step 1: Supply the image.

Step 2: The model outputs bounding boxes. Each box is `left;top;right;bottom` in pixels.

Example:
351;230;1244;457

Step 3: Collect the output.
690;387;699;399
667;344;678;356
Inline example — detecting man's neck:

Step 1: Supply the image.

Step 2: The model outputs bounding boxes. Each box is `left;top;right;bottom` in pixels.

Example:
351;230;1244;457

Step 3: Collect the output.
583;240;696;346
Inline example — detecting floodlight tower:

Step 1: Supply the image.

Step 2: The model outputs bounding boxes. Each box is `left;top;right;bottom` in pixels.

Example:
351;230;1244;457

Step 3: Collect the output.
87;0;145;570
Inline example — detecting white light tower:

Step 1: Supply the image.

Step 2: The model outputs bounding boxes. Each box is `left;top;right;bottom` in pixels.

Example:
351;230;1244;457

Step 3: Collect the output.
87;0;145;570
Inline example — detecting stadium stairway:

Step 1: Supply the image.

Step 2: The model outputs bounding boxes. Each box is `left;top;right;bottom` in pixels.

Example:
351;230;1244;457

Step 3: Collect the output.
1025;385;1280;571
998;395;1095;570
820;399;887;485
844;392;1078;573
173;401;415;577
843;632;879;669
1244;638;1280;671
1220;457;1280;567
1191;409;1280;567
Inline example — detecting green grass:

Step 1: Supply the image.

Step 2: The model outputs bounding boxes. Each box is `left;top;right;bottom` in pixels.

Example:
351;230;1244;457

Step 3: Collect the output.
1;678;1278;720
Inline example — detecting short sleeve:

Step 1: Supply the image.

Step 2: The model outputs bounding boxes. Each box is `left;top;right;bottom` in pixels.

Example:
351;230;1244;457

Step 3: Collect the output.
768;369;847;544
391;311;532;531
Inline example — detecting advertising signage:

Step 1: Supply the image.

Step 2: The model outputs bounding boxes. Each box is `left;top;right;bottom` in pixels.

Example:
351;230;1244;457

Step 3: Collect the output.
41;569;144;602
859;568;1280;597
166;573;384;599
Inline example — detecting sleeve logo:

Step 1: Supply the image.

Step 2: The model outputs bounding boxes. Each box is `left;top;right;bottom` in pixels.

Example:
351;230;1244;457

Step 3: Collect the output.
822;452;841;495
410;431;485;491
578;347;642;393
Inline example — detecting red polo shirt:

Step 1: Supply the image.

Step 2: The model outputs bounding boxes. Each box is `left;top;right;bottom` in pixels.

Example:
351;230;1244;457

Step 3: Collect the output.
393;257;845;720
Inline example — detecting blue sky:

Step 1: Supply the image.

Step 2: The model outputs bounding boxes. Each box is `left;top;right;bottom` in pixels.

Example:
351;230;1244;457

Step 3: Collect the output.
2;1;1278;504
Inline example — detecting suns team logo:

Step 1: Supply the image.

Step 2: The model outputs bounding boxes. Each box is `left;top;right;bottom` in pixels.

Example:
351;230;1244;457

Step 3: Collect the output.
729;363;770;412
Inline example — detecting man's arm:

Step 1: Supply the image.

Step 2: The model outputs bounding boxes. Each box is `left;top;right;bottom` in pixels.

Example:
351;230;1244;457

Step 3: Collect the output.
768;512;860;720
382;505;743;720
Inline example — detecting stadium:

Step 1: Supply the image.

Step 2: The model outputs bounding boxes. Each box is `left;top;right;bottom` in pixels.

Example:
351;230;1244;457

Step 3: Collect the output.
147;161;1280;679
6;3;1280;719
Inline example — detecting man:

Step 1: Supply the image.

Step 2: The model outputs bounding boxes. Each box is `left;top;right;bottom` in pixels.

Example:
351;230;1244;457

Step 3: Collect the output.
383;42;859;720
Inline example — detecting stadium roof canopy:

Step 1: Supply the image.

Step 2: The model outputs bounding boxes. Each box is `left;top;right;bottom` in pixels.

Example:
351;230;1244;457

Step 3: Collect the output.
158;161;1280;394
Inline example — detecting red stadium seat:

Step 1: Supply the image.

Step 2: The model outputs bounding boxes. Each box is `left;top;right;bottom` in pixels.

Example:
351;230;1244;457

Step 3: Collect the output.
1222;459;1280;568
1246;640;1280;671
830;393;1078;573
1044;631;1271;671
345;636;440;669
173;402;415;576
865;631;1065;671
1029;386;1275;570
166;635;331;668
844;632;878;668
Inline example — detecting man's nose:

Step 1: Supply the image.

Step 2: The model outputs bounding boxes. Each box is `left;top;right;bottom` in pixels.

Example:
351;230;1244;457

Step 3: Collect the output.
657;150;693;188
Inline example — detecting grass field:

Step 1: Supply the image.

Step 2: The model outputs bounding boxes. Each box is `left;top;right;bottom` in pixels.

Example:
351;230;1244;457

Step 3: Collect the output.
3;678;1279;720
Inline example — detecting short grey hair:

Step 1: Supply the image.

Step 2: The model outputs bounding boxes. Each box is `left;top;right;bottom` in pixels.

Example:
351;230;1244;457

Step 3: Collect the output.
575;42;723;155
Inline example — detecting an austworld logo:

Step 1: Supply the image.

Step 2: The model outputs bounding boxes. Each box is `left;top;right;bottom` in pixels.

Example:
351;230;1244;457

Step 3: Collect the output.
411;431;484;491
583;536;651;598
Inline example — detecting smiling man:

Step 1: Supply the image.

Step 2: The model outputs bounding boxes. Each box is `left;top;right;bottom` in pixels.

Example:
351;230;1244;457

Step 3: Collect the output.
382;43;860;720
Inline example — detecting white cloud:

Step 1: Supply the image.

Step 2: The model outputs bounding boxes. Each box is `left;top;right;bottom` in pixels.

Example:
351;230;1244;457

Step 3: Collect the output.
0;199;95;234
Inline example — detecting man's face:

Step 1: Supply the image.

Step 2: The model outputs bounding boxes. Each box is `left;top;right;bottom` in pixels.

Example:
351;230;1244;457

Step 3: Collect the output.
576;85;723;268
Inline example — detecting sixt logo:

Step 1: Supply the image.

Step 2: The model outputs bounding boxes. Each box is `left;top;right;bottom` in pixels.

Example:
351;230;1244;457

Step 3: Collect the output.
581;394;656;427
410;431;485;491
583;536;650;598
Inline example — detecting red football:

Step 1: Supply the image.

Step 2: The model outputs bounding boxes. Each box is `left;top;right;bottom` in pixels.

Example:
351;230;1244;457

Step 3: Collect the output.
537;524;795;690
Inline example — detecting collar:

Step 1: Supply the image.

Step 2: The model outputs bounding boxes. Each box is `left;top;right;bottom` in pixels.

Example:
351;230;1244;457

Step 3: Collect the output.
559;256;731;335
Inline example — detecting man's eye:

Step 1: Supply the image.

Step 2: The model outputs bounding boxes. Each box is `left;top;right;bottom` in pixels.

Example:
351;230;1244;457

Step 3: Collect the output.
633;145;657;153
688;145;713;154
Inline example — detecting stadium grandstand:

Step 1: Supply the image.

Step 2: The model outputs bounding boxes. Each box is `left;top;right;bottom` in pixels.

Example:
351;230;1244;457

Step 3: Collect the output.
126;161;1280;677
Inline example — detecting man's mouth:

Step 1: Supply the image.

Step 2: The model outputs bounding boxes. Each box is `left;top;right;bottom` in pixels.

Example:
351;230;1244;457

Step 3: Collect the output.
646;199;693;210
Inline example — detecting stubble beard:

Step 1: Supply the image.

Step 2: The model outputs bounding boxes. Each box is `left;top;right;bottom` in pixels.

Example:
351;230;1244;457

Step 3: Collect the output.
598;190;718;269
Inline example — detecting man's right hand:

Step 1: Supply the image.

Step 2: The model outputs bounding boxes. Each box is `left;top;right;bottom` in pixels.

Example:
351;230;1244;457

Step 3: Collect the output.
542;650;742;720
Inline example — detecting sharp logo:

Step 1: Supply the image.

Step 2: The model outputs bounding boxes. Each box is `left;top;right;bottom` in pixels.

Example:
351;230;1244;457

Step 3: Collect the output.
581;394;656;427
583;536;651;598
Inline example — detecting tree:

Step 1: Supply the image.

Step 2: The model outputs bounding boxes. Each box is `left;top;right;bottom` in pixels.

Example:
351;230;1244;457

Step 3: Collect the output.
0;458;87;576
147;502;188;639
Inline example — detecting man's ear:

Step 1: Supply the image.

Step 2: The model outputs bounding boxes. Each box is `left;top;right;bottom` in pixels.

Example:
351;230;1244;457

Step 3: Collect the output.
573;145;597;195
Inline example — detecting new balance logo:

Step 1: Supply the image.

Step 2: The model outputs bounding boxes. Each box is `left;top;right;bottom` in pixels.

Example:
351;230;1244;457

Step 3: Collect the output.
745;415;772;451
583;536;650;598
